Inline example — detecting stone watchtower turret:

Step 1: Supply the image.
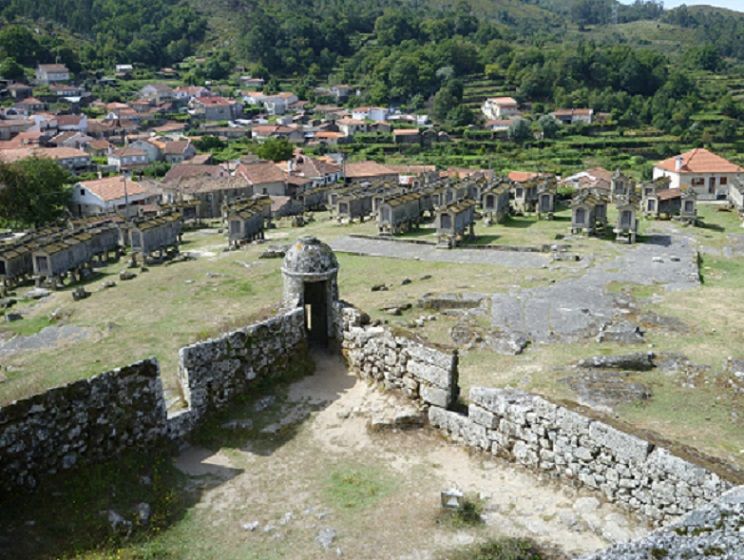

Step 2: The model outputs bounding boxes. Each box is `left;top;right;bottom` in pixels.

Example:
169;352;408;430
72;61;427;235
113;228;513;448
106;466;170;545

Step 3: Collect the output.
281;236;340;345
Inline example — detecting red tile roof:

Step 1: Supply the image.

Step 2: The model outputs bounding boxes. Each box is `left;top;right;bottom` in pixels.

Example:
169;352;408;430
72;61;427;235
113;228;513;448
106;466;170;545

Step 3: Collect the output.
655;148;744;174
78;176;147;202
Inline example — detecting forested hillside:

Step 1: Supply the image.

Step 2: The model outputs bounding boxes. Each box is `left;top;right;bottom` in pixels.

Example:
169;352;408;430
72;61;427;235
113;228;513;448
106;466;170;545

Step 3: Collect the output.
0;0;206;68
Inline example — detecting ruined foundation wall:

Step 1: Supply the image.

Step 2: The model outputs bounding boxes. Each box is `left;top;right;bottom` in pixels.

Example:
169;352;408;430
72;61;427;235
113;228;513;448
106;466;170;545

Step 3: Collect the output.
338;304;733;525
338;304;459;410
0;309;308;491
429;387;732;524
0;360;168;492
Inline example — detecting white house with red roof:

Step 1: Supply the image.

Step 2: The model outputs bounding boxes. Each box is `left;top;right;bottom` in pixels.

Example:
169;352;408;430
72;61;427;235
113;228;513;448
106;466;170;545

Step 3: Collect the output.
189;96;241;121
653;148;744;200
482;97;520;120
71;175;157;217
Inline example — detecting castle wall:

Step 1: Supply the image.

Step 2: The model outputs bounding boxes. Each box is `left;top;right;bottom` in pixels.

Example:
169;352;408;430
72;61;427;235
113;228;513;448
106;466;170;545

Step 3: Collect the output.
337;303;734;525
0;309;308;491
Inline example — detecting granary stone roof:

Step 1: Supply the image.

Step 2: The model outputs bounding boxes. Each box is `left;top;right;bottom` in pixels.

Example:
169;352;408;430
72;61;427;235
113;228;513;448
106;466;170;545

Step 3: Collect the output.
282;236;338;278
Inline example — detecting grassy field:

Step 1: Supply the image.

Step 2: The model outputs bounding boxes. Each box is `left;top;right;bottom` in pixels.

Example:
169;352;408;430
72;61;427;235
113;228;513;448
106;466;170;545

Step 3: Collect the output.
2;204;743;472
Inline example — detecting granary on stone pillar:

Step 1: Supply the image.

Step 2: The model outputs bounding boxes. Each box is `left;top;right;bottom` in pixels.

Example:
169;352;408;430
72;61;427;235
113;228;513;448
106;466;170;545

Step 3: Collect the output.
613;194;639;244
225;198;266;248
282;236;340;346
435;199;476;248
128;212;182;263
570;189;608;235
536;177;558;219
610;169;634;201
377;192;426;235
480;181;510;224
334;189;372;223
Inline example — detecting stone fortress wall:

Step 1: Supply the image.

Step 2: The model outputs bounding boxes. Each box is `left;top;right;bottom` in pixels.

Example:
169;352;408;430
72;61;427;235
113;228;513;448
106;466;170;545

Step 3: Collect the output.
0;309;306;492
1;236;741;556
337;303;737;526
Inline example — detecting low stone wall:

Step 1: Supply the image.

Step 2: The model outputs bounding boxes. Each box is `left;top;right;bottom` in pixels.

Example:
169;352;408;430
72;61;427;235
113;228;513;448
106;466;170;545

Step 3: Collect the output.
338;304;459;409
581;485;744;559
172;308;307;436
429;387;732;524
0;360;168;492
0;309;308;491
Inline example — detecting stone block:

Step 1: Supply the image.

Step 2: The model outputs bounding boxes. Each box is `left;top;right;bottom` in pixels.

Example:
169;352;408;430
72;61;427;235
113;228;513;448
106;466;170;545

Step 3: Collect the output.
468;404;499;429
588;421;652;464
407;360;451;390
420;384;451;408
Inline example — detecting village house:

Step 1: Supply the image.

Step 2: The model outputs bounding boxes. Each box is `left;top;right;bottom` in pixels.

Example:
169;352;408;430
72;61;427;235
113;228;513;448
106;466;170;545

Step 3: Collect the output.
484;119;514;136
344;161;398;186
173;85;211;102
551;108;594;125
251;124;304;144
240;76;265;89
337;118;367;137
107;147;148;171
71;175;158;217
386;164;438;187
160;176;252;219
13;97;45;116
481;97;520;120
351;106;389;122
115;64;134;77
35;64;71;85
561;167;613;192
392;129;421;144
236;161;288;196
86;138;112;157
49;83;84;98
653;148;744;201
0;119;33;141
242;91;298;115
50;131;94;150
190;96;241;121
0;146;90;171
284;154;343;187
57;114;88;132
163;163;228;184
139;84;175;104
7;83;33;100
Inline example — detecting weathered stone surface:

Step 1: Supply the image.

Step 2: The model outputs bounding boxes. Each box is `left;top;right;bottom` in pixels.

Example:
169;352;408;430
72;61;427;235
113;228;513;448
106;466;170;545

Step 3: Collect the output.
589;421;652;464
420;385;450;408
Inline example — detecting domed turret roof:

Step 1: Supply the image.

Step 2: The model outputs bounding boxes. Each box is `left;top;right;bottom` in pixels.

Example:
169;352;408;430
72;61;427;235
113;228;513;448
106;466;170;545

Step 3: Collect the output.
282;236;339;277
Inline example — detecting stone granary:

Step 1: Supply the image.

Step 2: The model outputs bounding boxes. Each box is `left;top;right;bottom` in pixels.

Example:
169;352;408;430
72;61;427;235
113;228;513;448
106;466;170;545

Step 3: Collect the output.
613;195;639;244
610;169;634;201
225;199;265;248
282;236;339;345
536;178;558;219
435;199;476;248
32;223;121;288
642;180;698;223
0;243;34;289
571;189;608;235
511;178;539;214
377;192;427;235
334;189;373;223
480;182;510;224
128;213;182;264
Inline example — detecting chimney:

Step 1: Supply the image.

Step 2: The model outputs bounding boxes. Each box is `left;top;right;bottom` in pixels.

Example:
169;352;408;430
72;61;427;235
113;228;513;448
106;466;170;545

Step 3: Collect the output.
675;156;683;172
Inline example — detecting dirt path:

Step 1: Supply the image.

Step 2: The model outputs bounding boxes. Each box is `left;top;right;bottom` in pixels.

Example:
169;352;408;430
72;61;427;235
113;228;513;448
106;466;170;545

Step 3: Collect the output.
173;353;647;559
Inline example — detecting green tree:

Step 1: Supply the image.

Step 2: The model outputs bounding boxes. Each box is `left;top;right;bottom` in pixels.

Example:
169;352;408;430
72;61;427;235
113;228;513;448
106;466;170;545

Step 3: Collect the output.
508;119;532;143
0;158;70;227
538;114;560;138
255;138;293;162
194;136;227;152
0;58;26;81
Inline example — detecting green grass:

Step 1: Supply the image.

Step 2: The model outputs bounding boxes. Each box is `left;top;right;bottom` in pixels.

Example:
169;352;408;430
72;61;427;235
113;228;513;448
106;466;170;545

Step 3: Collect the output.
323;464;396;511
1;313;54;336
436;537;547;560
0;448;188;560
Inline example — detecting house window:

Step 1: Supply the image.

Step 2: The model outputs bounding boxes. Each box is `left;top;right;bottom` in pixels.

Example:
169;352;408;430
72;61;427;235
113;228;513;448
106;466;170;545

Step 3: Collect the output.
79;188;85;196
720;177;728;186
516;187;524;198
708;177;716;193
691;178;705;186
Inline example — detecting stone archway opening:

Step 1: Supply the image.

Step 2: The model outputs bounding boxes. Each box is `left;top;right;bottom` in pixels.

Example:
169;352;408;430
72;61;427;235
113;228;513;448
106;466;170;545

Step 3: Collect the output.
303;279;329;346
